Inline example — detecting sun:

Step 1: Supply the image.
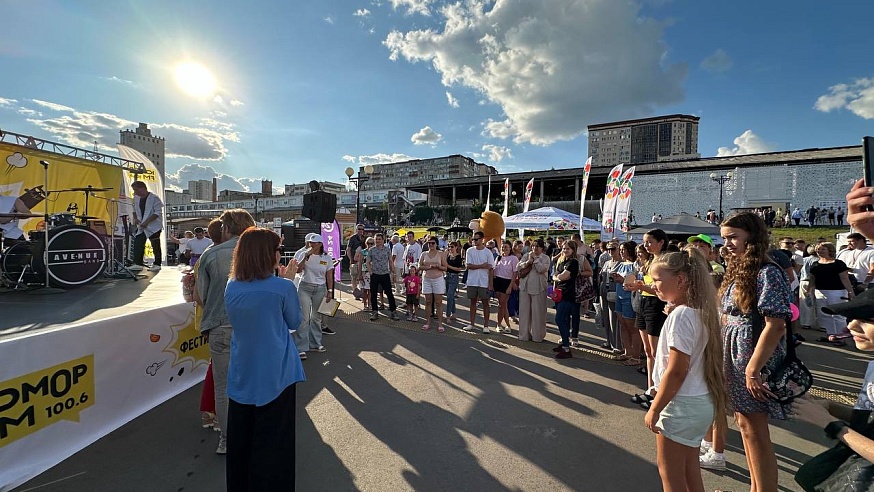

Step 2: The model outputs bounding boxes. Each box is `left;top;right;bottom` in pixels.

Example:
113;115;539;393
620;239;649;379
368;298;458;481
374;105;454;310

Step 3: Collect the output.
173;62;217;99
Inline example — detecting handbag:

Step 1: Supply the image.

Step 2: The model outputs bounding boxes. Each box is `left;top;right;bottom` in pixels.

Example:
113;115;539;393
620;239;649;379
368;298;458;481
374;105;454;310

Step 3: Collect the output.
519;264;532;279
575;274;596;302
631;291;642;313
548;284;562;302
796;411;874;491
606;291;617;302
752;263;814;403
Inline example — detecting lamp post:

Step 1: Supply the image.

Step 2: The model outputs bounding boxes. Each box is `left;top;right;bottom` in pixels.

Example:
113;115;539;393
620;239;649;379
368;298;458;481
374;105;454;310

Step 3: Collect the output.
345;165;373;224
501;189;517;214
710;171;733;223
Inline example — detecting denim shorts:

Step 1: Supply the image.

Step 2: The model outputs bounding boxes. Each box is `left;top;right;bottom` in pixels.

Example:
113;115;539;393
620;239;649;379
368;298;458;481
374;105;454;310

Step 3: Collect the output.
656;394;714;447
614;296;635;319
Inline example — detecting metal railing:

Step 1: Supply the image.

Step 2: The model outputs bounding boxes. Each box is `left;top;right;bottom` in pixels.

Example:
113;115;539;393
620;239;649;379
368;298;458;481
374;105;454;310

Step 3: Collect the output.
0;128;147;174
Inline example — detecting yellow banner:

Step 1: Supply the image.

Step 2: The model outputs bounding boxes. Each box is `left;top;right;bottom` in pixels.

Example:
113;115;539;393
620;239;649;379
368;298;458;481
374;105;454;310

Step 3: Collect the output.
0;142;124;235
0;355;96;448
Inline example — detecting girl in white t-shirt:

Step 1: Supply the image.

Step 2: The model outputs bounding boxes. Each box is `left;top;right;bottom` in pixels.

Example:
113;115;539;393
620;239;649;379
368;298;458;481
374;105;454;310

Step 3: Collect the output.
643;248;727;492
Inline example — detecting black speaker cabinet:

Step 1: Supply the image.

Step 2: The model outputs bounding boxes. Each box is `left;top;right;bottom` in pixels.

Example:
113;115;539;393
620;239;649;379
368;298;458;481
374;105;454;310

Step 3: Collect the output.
302;191;337;223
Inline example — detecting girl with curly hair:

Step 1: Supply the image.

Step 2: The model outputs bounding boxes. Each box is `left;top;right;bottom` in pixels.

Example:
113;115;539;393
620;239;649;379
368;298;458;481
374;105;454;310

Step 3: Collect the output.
719;212;792;492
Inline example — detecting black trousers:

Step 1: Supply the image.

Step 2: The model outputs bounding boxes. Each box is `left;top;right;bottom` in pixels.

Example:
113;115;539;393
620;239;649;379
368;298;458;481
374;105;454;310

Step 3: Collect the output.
370;273;397;312
132;230;163;266
227;384;297;492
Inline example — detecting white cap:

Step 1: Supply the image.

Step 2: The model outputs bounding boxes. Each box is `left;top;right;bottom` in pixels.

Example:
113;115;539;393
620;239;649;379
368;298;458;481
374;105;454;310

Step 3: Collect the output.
309;234;324;243
305;233;317;242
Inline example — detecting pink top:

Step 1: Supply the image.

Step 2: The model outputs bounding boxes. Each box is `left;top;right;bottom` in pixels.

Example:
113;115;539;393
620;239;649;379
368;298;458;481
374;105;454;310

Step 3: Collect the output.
494;254;519;280
404;275;421;295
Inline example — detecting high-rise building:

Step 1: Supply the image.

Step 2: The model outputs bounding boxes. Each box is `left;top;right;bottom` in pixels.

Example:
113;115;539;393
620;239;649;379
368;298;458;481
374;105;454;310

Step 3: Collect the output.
119;123;166;179
284;181;346;196
587;114;699;168
261;180;273;196
188;179;213;201
358;154;496;191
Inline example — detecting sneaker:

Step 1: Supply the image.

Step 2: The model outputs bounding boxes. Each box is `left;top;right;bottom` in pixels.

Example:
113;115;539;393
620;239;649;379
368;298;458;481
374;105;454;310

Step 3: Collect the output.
312;346;326;353
149;265;162;272
201;412;217;429
552;344;564;352
482;326;491;334
570;338;581;347
129;264;144;271
555;349;572;360
370;312;378;321
699;450;727;471
463;324;476;332
216;435;227;455
700;440;713;456
321;327;336;335
390;311;400;321
299;351;307;360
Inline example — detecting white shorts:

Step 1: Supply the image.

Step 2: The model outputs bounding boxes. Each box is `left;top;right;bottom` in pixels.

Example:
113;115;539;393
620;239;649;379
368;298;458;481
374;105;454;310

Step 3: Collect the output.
422;276;446;295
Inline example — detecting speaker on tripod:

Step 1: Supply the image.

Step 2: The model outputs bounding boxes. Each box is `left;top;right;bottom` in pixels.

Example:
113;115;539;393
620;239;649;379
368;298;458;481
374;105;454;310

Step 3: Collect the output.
302;190;337;223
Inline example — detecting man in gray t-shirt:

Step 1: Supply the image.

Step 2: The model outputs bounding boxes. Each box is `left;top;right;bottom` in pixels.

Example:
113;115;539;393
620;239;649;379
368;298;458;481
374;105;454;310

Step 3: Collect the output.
366;233;400;321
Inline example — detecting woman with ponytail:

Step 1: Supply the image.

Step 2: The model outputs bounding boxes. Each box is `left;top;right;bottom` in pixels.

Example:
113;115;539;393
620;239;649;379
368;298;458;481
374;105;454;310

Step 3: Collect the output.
643;248;727;492
719;212;792;492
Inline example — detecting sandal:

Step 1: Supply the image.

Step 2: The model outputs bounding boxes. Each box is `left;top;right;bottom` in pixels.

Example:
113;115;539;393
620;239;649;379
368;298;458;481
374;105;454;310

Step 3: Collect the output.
421;324;430;331
437;325;445;333
640;400;652;410
631;393;654;404
622;358;641;366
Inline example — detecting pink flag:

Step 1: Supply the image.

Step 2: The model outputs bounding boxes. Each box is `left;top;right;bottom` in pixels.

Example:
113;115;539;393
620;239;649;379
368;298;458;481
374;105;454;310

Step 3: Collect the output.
321;221;342;282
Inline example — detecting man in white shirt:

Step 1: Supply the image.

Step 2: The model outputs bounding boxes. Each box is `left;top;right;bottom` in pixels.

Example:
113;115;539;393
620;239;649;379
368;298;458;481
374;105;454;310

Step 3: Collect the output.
390;234;406;293
403;231;422;274
183;227;213;266
838;233;874;290
130;180;164;272
463;231;495;334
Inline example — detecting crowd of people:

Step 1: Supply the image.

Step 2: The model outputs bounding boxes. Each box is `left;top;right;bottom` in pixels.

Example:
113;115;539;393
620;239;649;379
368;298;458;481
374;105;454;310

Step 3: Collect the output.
176;176;874;491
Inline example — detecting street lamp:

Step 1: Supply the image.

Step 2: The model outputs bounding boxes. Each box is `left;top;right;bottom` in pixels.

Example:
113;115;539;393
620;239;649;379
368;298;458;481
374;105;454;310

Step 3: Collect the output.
345;164;374;224
501;189;517;213
710;171;733;223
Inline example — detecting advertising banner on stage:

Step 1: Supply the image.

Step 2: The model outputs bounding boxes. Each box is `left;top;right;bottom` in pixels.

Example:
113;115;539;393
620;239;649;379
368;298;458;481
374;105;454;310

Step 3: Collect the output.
0;142;123;234
600;164;624;242
0;303;206;491
614;166;635;235
579;157;592;232
321;220;342;282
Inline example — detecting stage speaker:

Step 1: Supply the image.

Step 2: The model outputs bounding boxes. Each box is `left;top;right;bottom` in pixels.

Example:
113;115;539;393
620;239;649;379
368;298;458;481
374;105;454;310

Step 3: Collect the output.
302;191;337;223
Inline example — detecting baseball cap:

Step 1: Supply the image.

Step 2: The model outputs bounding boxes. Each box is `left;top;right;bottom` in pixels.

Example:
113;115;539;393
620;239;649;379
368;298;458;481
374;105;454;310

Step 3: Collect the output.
821;288;874;321
309;234;324;243
194;227;205;233
305;233;317;242
687;234;713;247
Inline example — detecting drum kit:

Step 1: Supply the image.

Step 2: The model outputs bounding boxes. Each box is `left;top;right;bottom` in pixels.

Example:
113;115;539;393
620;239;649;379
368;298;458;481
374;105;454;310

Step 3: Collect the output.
0;185;131;290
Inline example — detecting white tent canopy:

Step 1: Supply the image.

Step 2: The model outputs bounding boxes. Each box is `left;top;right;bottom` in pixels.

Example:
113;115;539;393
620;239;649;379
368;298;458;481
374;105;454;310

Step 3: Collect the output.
503;206;601;231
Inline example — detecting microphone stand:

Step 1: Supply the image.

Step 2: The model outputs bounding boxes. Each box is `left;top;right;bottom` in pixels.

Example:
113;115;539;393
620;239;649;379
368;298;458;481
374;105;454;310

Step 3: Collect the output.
91;194;137;280
33;160;65;294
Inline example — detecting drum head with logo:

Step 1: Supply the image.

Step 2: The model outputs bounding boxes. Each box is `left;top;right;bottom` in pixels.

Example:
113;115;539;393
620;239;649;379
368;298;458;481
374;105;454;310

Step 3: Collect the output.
32;225;106;288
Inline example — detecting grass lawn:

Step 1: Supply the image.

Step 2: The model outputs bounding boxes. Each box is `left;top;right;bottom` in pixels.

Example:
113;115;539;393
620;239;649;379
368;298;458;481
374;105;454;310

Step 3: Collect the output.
768;226;848;245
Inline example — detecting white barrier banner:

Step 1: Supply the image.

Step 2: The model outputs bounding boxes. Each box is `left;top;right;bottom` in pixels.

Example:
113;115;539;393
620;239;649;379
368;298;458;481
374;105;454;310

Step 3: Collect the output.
0;303;207;491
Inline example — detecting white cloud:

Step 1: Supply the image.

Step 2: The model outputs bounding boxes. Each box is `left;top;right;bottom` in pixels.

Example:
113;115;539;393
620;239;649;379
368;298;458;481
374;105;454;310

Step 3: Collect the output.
229;99;244;107
102;76;137;87
389;0;432;16
482;144;512;162
30;99;75;112
341;155;356;163
17;108;41;117
410;125;443;146
716;130;774;156
700;49;732;73
353;153;419;166
213;95;225;104
446;91;459;108
19;98;238;161
354;8;371;17
324;16;335;24
0;97;18;107
384;0;686;146
814;77;874;119
165;163;268;194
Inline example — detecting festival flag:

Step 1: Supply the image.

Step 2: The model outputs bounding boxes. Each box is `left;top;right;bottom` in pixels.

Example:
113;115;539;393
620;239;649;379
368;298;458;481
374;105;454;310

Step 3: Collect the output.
502;178;510;217
485;174;492;212
519;177;535;239
579;156;592;232
614;166;635;235
321;221;342;282
600;163;624;242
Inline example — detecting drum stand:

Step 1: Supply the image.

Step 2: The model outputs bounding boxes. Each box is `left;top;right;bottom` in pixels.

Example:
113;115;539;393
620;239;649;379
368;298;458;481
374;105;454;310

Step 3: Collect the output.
94;195;137;280
33;160;65;294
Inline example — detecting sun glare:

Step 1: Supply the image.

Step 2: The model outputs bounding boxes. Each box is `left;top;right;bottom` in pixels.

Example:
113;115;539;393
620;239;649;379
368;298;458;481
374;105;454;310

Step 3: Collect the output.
173;62;217;99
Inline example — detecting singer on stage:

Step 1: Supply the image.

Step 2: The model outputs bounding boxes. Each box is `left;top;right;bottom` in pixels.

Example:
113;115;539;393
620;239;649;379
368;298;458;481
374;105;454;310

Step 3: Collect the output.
130;180;164;272
0;194;31;242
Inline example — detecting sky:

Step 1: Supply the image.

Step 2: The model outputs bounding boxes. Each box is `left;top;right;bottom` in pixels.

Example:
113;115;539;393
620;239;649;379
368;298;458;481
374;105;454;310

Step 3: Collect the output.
0;0;872;194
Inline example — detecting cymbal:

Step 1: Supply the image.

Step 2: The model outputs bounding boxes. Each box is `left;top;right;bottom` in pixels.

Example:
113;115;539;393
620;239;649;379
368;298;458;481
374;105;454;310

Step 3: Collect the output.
67;187;113;192
76;215;99;220
0;213;42;219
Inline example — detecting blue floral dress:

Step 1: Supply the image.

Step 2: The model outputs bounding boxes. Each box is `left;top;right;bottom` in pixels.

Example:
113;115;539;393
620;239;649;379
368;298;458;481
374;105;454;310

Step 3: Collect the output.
721;264;793;418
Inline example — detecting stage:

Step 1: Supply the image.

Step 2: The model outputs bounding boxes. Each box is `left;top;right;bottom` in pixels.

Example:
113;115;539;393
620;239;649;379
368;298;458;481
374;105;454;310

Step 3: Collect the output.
0;266;207;491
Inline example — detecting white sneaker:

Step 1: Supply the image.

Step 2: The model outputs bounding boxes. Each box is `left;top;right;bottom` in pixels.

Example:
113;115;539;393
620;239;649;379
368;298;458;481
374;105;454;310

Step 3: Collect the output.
149;265;162;272
129;264;144;271
482;326;491;334
463;324;476;332
216;435;227;454
699;440;712;456
699;450;726;471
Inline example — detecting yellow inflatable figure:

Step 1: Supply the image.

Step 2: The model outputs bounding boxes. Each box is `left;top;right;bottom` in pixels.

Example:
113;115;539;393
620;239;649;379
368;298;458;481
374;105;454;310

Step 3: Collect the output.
468;210;505;241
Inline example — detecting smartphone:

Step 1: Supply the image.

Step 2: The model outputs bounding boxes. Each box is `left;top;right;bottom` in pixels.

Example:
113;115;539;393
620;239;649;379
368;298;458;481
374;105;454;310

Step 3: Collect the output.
864;136;874;187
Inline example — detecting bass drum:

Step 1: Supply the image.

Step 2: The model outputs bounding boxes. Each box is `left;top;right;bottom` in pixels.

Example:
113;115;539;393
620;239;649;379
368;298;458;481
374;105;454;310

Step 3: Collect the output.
1;241;42;286
32;225;107;288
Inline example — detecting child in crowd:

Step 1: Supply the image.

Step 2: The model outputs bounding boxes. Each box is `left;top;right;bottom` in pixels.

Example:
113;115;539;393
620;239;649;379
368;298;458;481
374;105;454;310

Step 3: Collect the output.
643;249;727;492
404;265;421;321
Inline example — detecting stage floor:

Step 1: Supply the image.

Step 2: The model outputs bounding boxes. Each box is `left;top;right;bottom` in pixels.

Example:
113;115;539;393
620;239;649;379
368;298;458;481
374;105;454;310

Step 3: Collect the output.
0;265;187;340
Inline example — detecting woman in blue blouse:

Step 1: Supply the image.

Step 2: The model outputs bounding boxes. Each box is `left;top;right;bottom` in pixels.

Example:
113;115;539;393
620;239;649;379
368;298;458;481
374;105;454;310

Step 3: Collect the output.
224;227;306;492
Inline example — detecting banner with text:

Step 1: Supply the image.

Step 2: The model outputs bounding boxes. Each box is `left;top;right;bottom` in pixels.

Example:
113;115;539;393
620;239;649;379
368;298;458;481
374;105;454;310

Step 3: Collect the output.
614;166;635;236
519;178;534;239
579;157;592;232
600;164;624;242
321;221;342;282
0;303;207;491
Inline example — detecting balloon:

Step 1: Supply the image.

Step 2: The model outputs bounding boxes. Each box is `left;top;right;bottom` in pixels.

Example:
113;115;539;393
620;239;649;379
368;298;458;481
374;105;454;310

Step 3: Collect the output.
790;303;800;322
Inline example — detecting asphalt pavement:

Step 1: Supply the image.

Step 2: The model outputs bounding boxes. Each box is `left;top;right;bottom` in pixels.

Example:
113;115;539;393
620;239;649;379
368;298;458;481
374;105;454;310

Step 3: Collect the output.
14;286;867;492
